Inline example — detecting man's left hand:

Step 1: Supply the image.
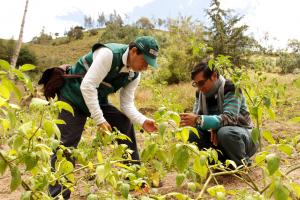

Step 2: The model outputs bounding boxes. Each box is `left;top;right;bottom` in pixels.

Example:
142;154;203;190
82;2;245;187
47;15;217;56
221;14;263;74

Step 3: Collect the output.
142;119;157;132
180;113;198;127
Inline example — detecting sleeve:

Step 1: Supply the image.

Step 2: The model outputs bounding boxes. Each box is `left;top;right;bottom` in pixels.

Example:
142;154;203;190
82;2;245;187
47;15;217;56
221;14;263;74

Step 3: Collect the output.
199;91;242;130
119;74;148;125
80;48;113;125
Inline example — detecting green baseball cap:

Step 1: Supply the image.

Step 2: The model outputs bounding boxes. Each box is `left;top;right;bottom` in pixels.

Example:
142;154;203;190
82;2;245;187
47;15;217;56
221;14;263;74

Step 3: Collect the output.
135;36;159;67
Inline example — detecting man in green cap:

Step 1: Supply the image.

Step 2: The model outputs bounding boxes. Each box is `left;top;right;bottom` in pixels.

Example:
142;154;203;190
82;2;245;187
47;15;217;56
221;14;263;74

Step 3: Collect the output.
49;36;159;199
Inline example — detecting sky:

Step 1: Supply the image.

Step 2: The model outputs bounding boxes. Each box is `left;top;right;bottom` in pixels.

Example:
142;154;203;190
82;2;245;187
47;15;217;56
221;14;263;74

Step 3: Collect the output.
1;0;299;49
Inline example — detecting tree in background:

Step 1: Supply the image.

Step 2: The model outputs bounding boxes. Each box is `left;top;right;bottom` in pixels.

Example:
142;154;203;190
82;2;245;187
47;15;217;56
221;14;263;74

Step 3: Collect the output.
97;12;106;28
135;17;155;29
67;26;84;40
157;18;166;29
106;10;123;27
84;15;94;30
277;39;300;73
287;39;300;53
0;39;37;66
205;0;255;66
155;16;208;84
31;27;53;44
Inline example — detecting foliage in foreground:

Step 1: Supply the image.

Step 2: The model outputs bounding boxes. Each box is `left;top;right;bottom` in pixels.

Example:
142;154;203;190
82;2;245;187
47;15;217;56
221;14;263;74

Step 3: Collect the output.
0;58;299;199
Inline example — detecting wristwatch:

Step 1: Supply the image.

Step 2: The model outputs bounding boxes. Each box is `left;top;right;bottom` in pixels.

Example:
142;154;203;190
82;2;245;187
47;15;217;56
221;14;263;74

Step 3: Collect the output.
195;115;202;126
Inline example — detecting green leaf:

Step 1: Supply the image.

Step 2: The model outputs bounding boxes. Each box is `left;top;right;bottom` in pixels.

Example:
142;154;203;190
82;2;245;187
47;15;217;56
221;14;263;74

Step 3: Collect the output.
60;159;74;174
25;78;34;94
54;119;66;125
30;98;49;107
1;78;22;101
266;107;275;120
291;182;300;198
189;127;199;138
168;111;180;126
278;144;293;156
266;153;280;175
0;59;10;71
176;173;185;187
255;151;267;166
43;120;60;139
20;191;32;200
55;101;74;116
10;166;21;191
289;117;300;123
207;185;226;199
262;130;275;144
0;70;8;75
97;151;104;164
187;182;197;192
8;110;16;129
13;135;24;150
12;69;25;82
225;160;237;169
141;144;158;162
174;147;189;172
120;183;130;198
24;152;38;171
251;128;260;143
180;128;190;143
87;194;98;200
167;192;188;200
96;164;109;183
158;122;168;136
274;182;289;200
193;155;208;179
19;64;36;72
0;83;10;99
0;153;8;175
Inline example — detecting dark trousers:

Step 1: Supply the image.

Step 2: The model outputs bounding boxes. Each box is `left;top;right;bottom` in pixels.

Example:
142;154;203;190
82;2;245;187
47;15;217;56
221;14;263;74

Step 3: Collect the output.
49;99;139;199
189;126;258;166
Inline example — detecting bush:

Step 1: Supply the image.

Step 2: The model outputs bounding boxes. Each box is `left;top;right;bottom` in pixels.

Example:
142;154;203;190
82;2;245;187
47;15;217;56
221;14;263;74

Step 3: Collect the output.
89;29;98;36
277;52;300;73
100;24;140;44
17;47;37;66
51;37;70;46
0;40;37;67
67;26;84;40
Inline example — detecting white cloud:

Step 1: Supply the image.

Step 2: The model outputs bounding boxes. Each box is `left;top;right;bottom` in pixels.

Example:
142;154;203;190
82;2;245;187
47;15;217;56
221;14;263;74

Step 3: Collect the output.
220;0;300;49
0;0;154;42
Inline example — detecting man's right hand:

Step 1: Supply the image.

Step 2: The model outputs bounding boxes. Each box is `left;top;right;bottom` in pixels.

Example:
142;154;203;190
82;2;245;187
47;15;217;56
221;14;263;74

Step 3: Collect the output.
98;121;112;132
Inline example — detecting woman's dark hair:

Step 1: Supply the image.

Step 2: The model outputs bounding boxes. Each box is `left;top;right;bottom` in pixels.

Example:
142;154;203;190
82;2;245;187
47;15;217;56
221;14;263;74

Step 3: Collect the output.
191;62;219;80
129;42;143;55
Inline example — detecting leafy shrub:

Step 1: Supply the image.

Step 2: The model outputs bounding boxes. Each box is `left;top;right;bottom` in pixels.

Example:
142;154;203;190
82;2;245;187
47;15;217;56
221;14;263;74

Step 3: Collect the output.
0;40;37;67
67;26;84;40
277;52;300;73
100;24;140;44
89;29;98;36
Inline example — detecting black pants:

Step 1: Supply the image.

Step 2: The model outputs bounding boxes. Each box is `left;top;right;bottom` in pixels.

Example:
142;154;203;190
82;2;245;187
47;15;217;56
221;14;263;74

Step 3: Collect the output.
189;127;258;166
49;99;139;199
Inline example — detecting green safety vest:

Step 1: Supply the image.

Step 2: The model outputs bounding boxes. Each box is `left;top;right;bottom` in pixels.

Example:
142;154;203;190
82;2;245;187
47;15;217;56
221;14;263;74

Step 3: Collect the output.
60;43;139;114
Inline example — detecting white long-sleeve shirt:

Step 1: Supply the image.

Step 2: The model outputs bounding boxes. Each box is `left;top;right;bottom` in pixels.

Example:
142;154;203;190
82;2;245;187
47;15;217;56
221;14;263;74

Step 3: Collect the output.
80;47;148;126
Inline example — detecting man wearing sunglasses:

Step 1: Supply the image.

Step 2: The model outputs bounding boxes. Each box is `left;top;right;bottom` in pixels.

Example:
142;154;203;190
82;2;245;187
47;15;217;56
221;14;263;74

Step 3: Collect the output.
180;62;258;166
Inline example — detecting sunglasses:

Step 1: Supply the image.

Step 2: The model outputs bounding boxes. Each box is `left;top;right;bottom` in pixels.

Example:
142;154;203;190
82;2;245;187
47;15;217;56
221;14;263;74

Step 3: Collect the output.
192;79;208;87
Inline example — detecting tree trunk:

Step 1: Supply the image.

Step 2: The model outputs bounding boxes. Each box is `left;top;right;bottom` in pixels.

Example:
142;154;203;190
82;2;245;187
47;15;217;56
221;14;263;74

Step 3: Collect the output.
10;0;29;69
